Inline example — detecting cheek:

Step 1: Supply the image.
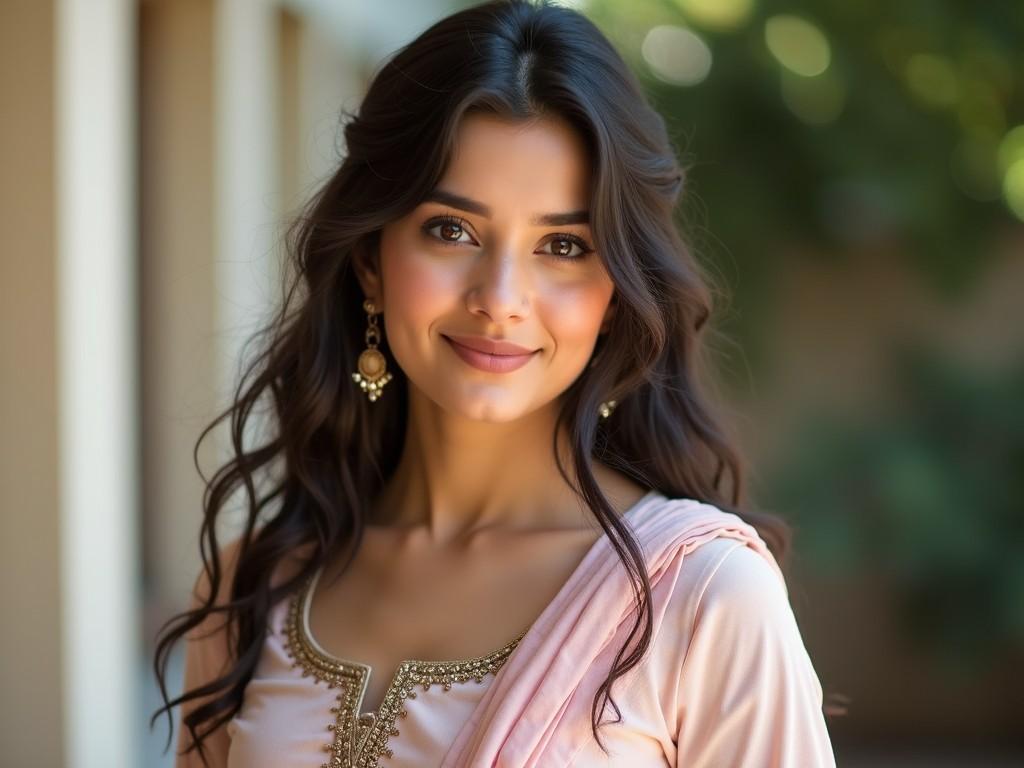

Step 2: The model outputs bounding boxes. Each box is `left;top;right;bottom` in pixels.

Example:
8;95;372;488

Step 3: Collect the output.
377;231;460;354
382;255;450;321
536;279;613;351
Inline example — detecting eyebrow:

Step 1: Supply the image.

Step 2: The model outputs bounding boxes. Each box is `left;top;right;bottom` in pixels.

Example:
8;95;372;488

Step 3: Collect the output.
424;188;590;226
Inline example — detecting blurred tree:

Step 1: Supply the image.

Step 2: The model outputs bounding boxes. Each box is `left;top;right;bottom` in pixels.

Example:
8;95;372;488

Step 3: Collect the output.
765;346;1024;675
581;0;1023;363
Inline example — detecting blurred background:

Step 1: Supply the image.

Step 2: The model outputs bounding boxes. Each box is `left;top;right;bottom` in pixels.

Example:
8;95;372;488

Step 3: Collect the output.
1;0;1021;765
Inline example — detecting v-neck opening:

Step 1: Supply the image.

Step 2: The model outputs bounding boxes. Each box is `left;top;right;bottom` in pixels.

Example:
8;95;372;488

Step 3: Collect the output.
296;486;660;719
299;566;530;720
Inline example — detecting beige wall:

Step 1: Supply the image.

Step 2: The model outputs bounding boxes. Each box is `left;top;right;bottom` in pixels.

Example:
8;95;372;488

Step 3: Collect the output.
139;0;219;623
0;2;64;766
3;0;138;762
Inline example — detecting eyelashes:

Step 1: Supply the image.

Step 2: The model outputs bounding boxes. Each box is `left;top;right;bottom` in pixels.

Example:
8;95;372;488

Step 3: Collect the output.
421;213;595;261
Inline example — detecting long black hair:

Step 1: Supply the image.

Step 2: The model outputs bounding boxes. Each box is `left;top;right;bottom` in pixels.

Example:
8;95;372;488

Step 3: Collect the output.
152;1;799;762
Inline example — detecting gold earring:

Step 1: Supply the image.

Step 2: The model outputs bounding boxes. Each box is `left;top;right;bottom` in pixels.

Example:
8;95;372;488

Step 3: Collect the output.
590;347;617;419
352;299;393;402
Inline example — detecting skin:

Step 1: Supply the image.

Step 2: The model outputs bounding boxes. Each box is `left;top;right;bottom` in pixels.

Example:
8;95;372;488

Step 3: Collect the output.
312;112;647;715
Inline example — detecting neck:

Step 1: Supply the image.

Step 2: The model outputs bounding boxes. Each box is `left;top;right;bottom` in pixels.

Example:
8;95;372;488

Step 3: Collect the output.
370;387;599;543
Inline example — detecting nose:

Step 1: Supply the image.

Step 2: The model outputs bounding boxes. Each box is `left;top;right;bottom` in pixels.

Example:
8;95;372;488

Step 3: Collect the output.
466;247;531;324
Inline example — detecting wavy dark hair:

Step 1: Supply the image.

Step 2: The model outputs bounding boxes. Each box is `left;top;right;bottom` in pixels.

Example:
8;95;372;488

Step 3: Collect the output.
151;0;828;763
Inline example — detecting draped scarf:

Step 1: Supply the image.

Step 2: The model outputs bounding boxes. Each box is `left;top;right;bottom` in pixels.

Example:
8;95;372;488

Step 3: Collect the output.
440;491;785;767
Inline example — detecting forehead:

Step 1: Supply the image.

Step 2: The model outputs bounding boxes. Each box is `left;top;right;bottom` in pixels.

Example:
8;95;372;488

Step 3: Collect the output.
438;112;592;216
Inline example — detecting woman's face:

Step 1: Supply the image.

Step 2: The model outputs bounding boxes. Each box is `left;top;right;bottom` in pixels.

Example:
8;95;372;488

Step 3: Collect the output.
361;111;615;422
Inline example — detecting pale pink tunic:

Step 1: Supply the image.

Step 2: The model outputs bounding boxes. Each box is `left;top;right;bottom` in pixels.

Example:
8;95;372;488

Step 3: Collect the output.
176;490;836;767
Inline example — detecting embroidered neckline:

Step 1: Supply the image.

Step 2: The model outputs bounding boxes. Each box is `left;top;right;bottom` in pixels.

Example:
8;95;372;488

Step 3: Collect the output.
282;489;659;766
282;570;527;768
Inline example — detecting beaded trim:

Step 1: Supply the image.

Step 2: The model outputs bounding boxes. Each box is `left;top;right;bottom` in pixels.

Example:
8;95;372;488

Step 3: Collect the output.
282;572;527;768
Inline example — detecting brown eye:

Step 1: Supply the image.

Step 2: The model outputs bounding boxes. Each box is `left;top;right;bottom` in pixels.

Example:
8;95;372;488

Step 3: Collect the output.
541;235;592;261
423;215;475;246
439;222;462;241
550;238;577;257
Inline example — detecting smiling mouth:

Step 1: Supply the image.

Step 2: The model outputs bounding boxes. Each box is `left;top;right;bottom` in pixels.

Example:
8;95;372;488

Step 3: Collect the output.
442;335;539;374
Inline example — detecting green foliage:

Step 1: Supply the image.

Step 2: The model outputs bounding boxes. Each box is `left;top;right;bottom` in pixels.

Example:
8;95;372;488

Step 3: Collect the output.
765;347;1024;672
582;0;1024;346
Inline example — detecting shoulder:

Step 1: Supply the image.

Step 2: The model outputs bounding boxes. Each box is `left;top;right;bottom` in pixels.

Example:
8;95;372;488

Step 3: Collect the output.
645;527;787;659
643;508;798;672
632;494;787;600
188;535;244;609
670;543;834;765
682;540;818;697
672;536;798;661
189;531;314;609
670;537;823;697
666;535;754;605
698;540;790;619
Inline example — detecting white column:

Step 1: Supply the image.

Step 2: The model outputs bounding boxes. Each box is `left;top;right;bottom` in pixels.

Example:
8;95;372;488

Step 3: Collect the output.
215;0;281;391
212;0;282;536
56;0;140;765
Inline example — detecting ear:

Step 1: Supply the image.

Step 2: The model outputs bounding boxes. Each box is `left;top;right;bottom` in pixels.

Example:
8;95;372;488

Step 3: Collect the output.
351;236;384;310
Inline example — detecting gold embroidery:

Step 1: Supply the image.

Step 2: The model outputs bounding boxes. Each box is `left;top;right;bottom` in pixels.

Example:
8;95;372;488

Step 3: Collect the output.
283;572;527;767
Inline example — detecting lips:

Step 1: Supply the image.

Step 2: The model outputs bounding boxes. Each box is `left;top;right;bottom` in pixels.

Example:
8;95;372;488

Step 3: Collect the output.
442;334;538;356
442;334;539;374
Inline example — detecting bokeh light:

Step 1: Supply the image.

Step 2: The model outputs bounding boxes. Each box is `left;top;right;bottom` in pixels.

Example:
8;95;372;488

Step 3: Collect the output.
1003;159;1024;221
641;24;713;86
673;0;755;32
904;53;959;109
998;126;1024;219
997;125;1024;174
764;15;831;77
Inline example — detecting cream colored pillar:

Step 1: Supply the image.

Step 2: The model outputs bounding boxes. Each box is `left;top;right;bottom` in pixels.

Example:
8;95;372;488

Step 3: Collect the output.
0;0;139;766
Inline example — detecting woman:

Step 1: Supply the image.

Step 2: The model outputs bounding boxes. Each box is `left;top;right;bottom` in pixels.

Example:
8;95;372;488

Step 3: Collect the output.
153;1;838;765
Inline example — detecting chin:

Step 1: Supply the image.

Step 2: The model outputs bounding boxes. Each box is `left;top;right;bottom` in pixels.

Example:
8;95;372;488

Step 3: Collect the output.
434;389;538;423
455;401;528;422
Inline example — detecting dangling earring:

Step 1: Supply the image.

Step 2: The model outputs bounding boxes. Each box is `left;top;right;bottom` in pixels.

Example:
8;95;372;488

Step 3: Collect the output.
352;299;393;402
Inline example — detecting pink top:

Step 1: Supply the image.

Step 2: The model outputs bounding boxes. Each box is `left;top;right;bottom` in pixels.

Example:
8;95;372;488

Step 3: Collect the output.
175;490;836;767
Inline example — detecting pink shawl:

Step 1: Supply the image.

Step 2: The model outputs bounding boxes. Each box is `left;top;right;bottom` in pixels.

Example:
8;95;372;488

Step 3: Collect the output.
439;491;786;767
